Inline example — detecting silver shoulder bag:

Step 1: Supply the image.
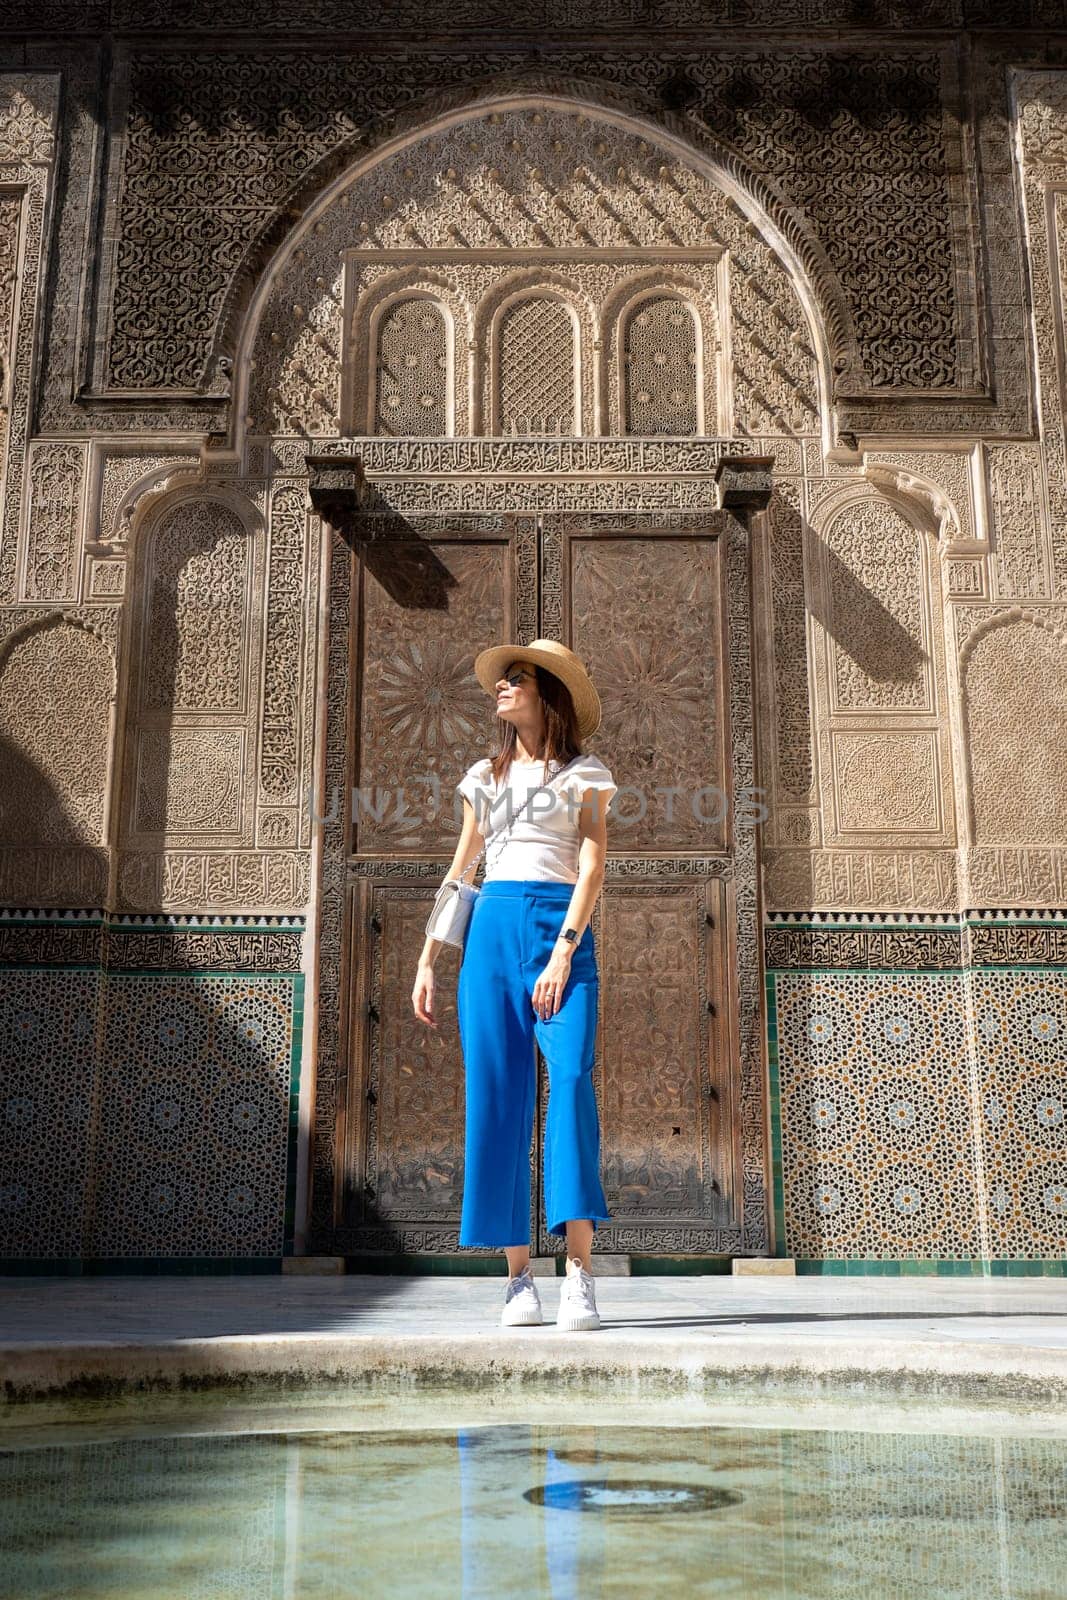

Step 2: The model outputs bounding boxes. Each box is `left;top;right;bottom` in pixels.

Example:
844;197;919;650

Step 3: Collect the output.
424;755;582;949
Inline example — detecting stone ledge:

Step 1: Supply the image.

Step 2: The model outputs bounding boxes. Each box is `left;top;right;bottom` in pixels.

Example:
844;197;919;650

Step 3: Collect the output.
282;1257;346;1276
4;1332;1067;1413
732;1258;796;1277
4;1277;1066;1419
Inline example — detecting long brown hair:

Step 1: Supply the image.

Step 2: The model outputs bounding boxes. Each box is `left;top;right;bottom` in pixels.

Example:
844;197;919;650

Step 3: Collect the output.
488;663;584;786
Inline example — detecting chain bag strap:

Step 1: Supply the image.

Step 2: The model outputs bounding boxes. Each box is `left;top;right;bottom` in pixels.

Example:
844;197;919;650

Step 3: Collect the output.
424;756;582;949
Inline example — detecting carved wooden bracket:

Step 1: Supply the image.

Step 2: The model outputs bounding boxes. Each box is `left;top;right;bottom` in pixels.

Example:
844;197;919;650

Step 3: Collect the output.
306;454;366;530
714;454;774;513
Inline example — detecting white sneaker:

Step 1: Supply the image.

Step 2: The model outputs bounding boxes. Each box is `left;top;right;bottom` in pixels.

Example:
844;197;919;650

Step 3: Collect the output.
556;1258;601;1331
501;1265;544;1327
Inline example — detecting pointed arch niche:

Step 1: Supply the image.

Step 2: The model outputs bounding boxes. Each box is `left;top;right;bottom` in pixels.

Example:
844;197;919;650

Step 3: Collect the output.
238;94;829;448
221;87;842;1263
120;489;263;856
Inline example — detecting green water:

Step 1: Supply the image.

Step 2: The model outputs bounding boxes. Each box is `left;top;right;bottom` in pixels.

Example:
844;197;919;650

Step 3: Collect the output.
1;1421;1064;1598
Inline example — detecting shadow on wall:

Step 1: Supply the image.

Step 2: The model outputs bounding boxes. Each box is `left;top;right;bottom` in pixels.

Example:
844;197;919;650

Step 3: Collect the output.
0;613;303;1266
0;733;107;852
0;718;108;1263
812;539;927;692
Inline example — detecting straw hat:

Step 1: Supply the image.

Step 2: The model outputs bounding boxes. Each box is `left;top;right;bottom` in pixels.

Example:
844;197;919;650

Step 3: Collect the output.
474;638;602;739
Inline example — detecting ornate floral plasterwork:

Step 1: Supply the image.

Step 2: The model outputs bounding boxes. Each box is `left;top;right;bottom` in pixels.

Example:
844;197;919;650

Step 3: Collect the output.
32;1;982;30
16;34;1034;442
0;192;20;468
94;449;203;546
245;105;816;446
93;46;968;415
804;479;957;858
0;84;56;164
0;74;61;607
764;847;960;911
21;444;87;603
0;615;116;850
985;443;1050;601
960;609;1067;849
1012;71;1067;600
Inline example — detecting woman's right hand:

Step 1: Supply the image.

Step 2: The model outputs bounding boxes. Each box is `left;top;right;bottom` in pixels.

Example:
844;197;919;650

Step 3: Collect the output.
413;961;437;1028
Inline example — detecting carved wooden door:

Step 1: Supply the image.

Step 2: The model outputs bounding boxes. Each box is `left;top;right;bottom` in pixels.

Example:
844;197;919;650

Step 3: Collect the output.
339;508;748;1257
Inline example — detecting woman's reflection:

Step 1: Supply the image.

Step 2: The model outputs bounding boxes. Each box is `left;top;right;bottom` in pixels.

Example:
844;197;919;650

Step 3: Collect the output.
456;1425;608;1600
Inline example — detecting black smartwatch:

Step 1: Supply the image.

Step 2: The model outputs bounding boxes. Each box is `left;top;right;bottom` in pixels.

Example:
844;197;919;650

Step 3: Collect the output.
558;926;580;945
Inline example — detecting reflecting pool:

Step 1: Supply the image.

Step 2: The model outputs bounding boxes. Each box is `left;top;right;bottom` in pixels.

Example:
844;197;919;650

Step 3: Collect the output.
1;1420;1065;1598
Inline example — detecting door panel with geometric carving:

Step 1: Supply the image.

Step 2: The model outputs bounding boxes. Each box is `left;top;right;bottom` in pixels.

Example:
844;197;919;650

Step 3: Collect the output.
338;509;746;1255
534;515;742;1254
579;877;738;1254
340;514;537;1247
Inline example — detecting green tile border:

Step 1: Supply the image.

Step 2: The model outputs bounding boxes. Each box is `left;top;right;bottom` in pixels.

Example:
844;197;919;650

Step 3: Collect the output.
5;1256;1059;1278
970;963;1067;971
794;1260;1067;1277
317;1254;736;1276
764;971;788;1255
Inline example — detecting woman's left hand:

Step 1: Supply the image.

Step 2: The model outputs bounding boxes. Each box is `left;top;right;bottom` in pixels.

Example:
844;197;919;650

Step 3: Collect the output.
532;947;573;1020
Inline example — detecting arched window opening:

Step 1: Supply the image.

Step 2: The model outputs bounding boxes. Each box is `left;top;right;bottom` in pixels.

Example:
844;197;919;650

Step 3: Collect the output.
374;298;449;436
497;297;577;435
623;296;699;436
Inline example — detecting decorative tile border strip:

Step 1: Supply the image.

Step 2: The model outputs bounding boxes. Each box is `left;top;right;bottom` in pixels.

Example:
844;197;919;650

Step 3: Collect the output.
0;1258;288;1275
0;908;306;928
967;908;1067;923
764;910;1067;973
967;921;1067;968
0;908;105;923
0;911;305;973
107;912;306;930
0;921;103;968
103;927;304;975
764;921;963;973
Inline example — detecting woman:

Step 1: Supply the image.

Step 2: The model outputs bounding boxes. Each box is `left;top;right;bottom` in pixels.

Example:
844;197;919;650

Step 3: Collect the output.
412;639;617;1332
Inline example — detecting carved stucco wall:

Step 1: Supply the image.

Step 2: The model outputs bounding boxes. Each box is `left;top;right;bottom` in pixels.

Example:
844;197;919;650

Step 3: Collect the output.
0;33;1067;1258
88;44;971;411
0;50;1048;920
961;614;1067;847
244;103;817;442
0;619;113;839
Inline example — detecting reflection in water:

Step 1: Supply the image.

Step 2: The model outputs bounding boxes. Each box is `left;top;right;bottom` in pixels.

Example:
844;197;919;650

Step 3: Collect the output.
0;1422;1065;1598
460;1429;608;1597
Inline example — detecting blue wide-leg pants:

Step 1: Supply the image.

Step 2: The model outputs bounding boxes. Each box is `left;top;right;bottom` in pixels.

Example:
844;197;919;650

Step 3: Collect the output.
456;879;611;1248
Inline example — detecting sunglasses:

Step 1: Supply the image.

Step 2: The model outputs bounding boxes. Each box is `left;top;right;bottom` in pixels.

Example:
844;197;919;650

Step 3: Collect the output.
500;668;534;689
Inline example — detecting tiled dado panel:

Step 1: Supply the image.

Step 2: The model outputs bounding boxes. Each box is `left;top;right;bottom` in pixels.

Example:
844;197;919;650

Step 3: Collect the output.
765;916;1067;1265
0;913;304;1261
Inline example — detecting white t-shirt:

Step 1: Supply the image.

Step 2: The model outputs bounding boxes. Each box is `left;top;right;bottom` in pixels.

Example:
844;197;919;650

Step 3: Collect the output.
456;753;618;883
